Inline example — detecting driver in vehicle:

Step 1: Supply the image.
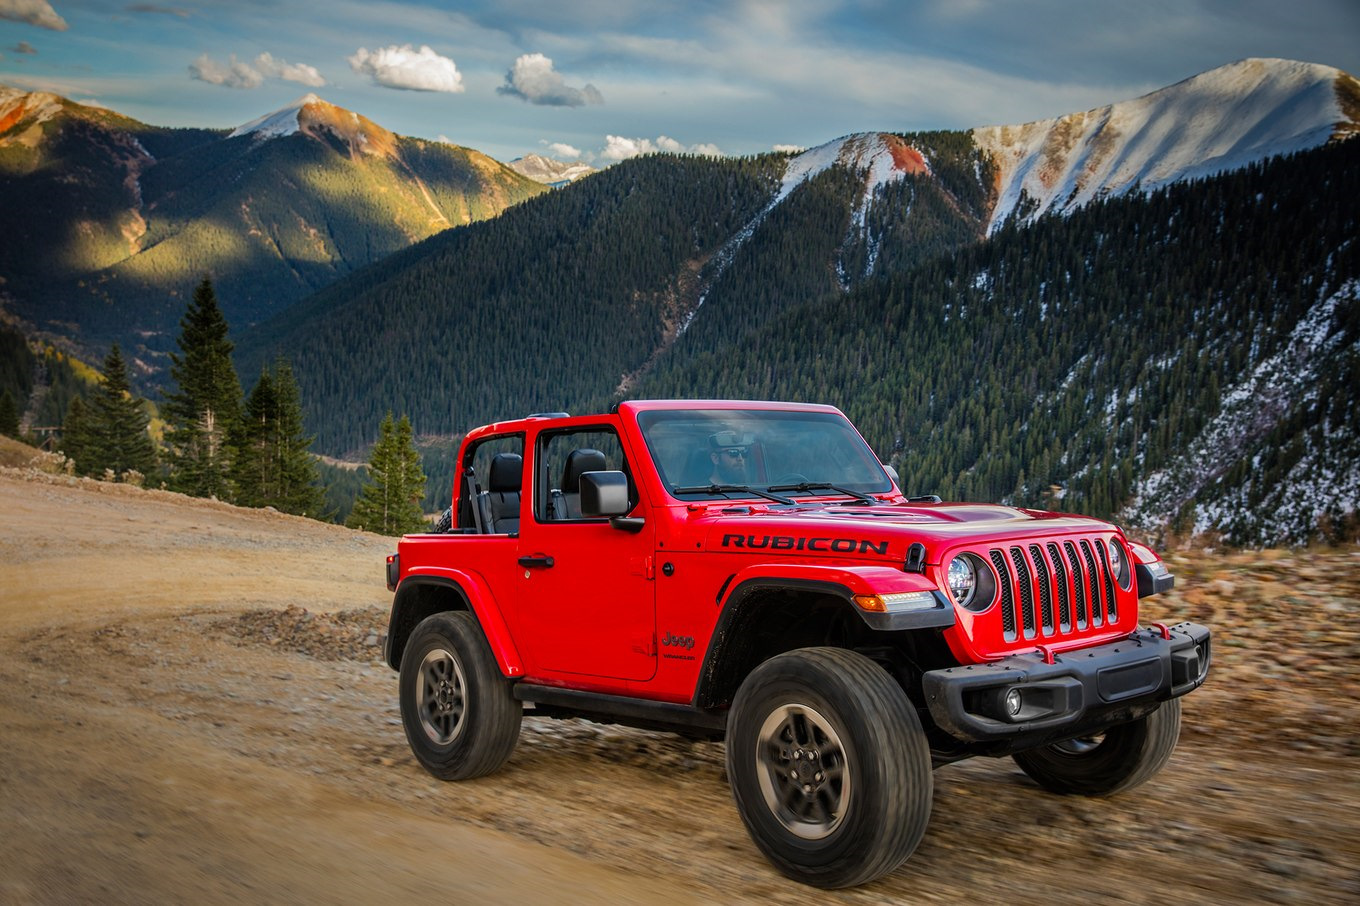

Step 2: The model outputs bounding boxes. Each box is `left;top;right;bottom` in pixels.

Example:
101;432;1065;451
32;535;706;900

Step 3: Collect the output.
708;430;753;484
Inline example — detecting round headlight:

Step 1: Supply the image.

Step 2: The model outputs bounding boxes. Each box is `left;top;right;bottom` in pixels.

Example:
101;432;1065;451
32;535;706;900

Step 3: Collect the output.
947;556;977;606
1108;538;1132;589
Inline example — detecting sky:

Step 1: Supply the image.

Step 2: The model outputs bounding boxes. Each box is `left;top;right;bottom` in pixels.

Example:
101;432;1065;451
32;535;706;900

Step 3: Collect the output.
2;0;1358;165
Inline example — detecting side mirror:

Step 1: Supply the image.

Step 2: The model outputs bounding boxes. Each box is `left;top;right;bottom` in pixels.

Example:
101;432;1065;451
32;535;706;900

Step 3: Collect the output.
883;463;900;486
579;471;645;533
579;470;630;516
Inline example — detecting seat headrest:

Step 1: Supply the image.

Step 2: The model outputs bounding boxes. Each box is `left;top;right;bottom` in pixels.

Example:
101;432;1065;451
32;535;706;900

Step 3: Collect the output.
561;448;608;490
489;452;523;492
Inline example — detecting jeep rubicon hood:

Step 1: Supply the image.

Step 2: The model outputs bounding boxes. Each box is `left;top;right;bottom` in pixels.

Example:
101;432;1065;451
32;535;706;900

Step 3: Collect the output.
693;500;1119;560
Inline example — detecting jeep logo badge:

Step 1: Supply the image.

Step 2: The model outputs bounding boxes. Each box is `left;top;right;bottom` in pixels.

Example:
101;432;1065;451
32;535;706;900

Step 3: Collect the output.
661;632;695;650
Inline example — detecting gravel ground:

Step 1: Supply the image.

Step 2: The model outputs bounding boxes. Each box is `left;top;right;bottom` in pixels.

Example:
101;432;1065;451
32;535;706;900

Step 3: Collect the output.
1;460;1357;904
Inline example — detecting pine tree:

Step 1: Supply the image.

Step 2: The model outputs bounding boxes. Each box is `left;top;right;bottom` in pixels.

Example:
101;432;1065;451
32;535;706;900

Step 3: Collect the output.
234;367;277;508
60;396;91;469
163;277;243;500
85;344;157;480
347;412;427;535
235;359;325;517
0;390;18;438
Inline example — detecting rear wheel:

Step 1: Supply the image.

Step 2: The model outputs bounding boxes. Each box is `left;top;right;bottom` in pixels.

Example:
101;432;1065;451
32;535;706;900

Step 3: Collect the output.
725;647;932;888
1013;698;1182;796
398;611;521;780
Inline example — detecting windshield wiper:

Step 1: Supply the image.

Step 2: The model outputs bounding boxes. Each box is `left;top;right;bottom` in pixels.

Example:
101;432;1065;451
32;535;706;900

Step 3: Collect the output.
766;482;875;504
673;484;796;505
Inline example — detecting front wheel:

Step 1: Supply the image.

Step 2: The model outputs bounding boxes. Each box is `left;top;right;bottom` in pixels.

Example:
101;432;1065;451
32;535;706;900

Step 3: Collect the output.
398;611;521;780
725;647;932;888
1013;698;1182;796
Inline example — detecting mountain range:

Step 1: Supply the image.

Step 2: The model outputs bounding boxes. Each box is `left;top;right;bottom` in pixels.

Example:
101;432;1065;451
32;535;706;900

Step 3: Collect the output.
506;153;597;187
3;57;1357;545
0;88;544;375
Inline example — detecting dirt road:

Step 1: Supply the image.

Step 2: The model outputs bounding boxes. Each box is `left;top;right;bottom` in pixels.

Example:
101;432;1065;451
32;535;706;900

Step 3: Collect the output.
1;465;1357;904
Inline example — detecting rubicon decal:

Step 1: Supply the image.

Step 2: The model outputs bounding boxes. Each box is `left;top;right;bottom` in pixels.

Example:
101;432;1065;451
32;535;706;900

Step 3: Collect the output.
722;533;889;555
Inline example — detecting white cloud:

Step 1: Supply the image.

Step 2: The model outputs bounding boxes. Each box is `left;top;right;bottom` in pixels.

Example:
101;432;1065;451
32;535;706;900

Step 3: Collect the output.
599;134;721;162
0;0;67;31
542;140;582;159
254;52;325;88
498;53;602;107
189;52;326;90
348;44;464;93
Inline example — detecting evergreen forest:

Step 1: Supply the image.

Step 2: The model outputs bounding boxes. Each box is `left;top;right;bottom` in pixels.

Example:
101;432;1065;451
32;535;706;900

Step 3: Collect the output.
238;138;1359;544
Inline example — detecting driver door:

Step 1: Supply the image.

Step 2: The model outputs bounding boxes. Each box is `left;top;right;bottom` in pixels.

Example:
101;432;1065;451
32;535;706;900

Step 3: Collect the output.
513;425;656;683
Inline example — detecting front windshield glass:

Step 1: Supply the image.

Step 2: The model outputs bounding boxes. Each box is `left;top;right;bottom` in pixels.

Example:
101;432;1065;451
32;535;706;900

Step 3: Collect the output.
636;408;892;500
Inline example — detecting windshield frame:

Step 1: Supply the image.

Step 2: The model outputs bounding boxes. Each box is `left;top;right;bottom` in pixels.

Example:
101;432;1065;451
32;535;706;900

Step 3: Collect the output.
635;407;894;502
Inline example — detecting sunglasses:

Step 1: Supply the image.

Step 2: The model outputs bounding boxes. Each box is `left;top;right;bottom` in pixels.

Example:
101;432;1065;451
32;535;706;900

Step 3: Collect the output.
720;448;747;458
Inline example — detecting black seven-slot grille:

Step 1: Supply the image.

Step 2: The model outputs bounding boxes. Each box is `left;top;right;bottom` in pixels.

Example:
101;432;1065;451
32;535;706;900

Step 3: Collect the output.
986;537;1119;642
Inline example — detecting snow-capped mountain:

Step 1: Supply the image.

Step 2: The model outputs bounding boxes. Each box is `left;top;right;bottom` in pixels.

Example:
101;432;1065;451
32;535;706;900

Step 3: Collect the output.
696;57;1360;310
228;93;404;159
507;153;596;187
765;59;1358;239
975;58;1360;230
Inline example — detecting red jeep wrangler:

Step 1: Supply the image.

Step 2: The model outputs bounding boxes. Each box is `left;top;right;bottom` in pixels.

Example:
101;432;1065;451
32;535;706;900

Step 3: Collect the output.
382;400;1209;888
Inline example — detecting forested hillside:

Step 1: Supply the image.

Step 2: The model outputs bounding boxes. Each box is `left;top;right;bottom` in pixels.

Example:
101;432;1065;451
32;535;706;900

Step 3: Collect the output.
237;132;1359;544
0;322;100;435
636;140;1360;545
238;152;789;453
237;131;999;454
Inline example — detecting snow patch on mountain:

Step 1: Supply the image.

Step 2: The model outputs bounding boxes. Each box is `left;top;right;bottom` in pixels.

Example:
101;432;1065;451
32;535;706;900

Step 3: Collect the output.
678;133;937;332
778;132;930;203
229;94;319;140
1122;278;1359;543
976;59;1354;232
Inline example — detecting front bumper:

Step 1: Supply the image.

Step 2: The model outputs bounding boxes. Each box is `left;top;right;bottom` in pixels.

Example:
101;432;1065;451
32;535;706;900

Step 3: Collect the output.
922;621;1210;743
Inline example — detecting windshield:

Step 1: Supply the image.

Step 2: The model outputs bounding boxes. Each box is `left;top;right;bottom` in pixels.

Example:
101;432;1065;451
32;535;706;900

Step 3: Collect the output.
636;408;893;500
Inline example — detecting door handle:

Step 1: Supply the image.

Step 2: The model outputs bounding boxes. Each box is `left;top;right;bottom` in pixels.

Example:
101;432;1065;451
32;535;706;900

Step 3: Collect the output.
518;555;555;569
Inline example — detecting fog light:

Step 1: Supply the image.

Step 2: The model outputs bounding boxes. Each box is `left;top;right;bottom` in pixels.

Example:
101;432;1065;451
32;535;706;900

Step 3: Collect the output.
1005;688;1023;718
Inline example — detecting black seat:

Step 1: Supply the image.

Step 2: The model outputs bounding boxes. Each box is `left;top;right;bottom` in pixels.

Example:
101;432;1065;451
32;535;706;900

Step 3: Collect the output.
477;452;522;533
552;448;607;519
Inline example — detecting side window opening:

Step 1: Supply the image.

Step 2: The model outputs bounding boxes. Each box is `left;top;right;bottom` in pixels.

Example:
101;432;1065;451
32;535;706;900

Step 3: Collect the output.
534;428;632;522
458;435;525;533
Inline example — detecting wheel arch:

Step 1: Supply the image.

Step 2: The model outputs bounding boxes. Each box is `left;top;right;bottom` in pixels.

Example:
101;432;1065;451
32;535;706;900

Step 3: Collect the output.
694;562;955;711
385;573;524;677
694;578;863;711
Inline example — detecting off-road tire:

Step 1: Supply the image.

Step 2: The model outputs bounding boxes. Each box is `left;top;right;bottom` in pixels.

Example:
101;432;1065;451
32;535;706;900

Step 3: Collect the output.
725;647;932;889
431;507;453;534
399;611;521;780
1013;698;1182;796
